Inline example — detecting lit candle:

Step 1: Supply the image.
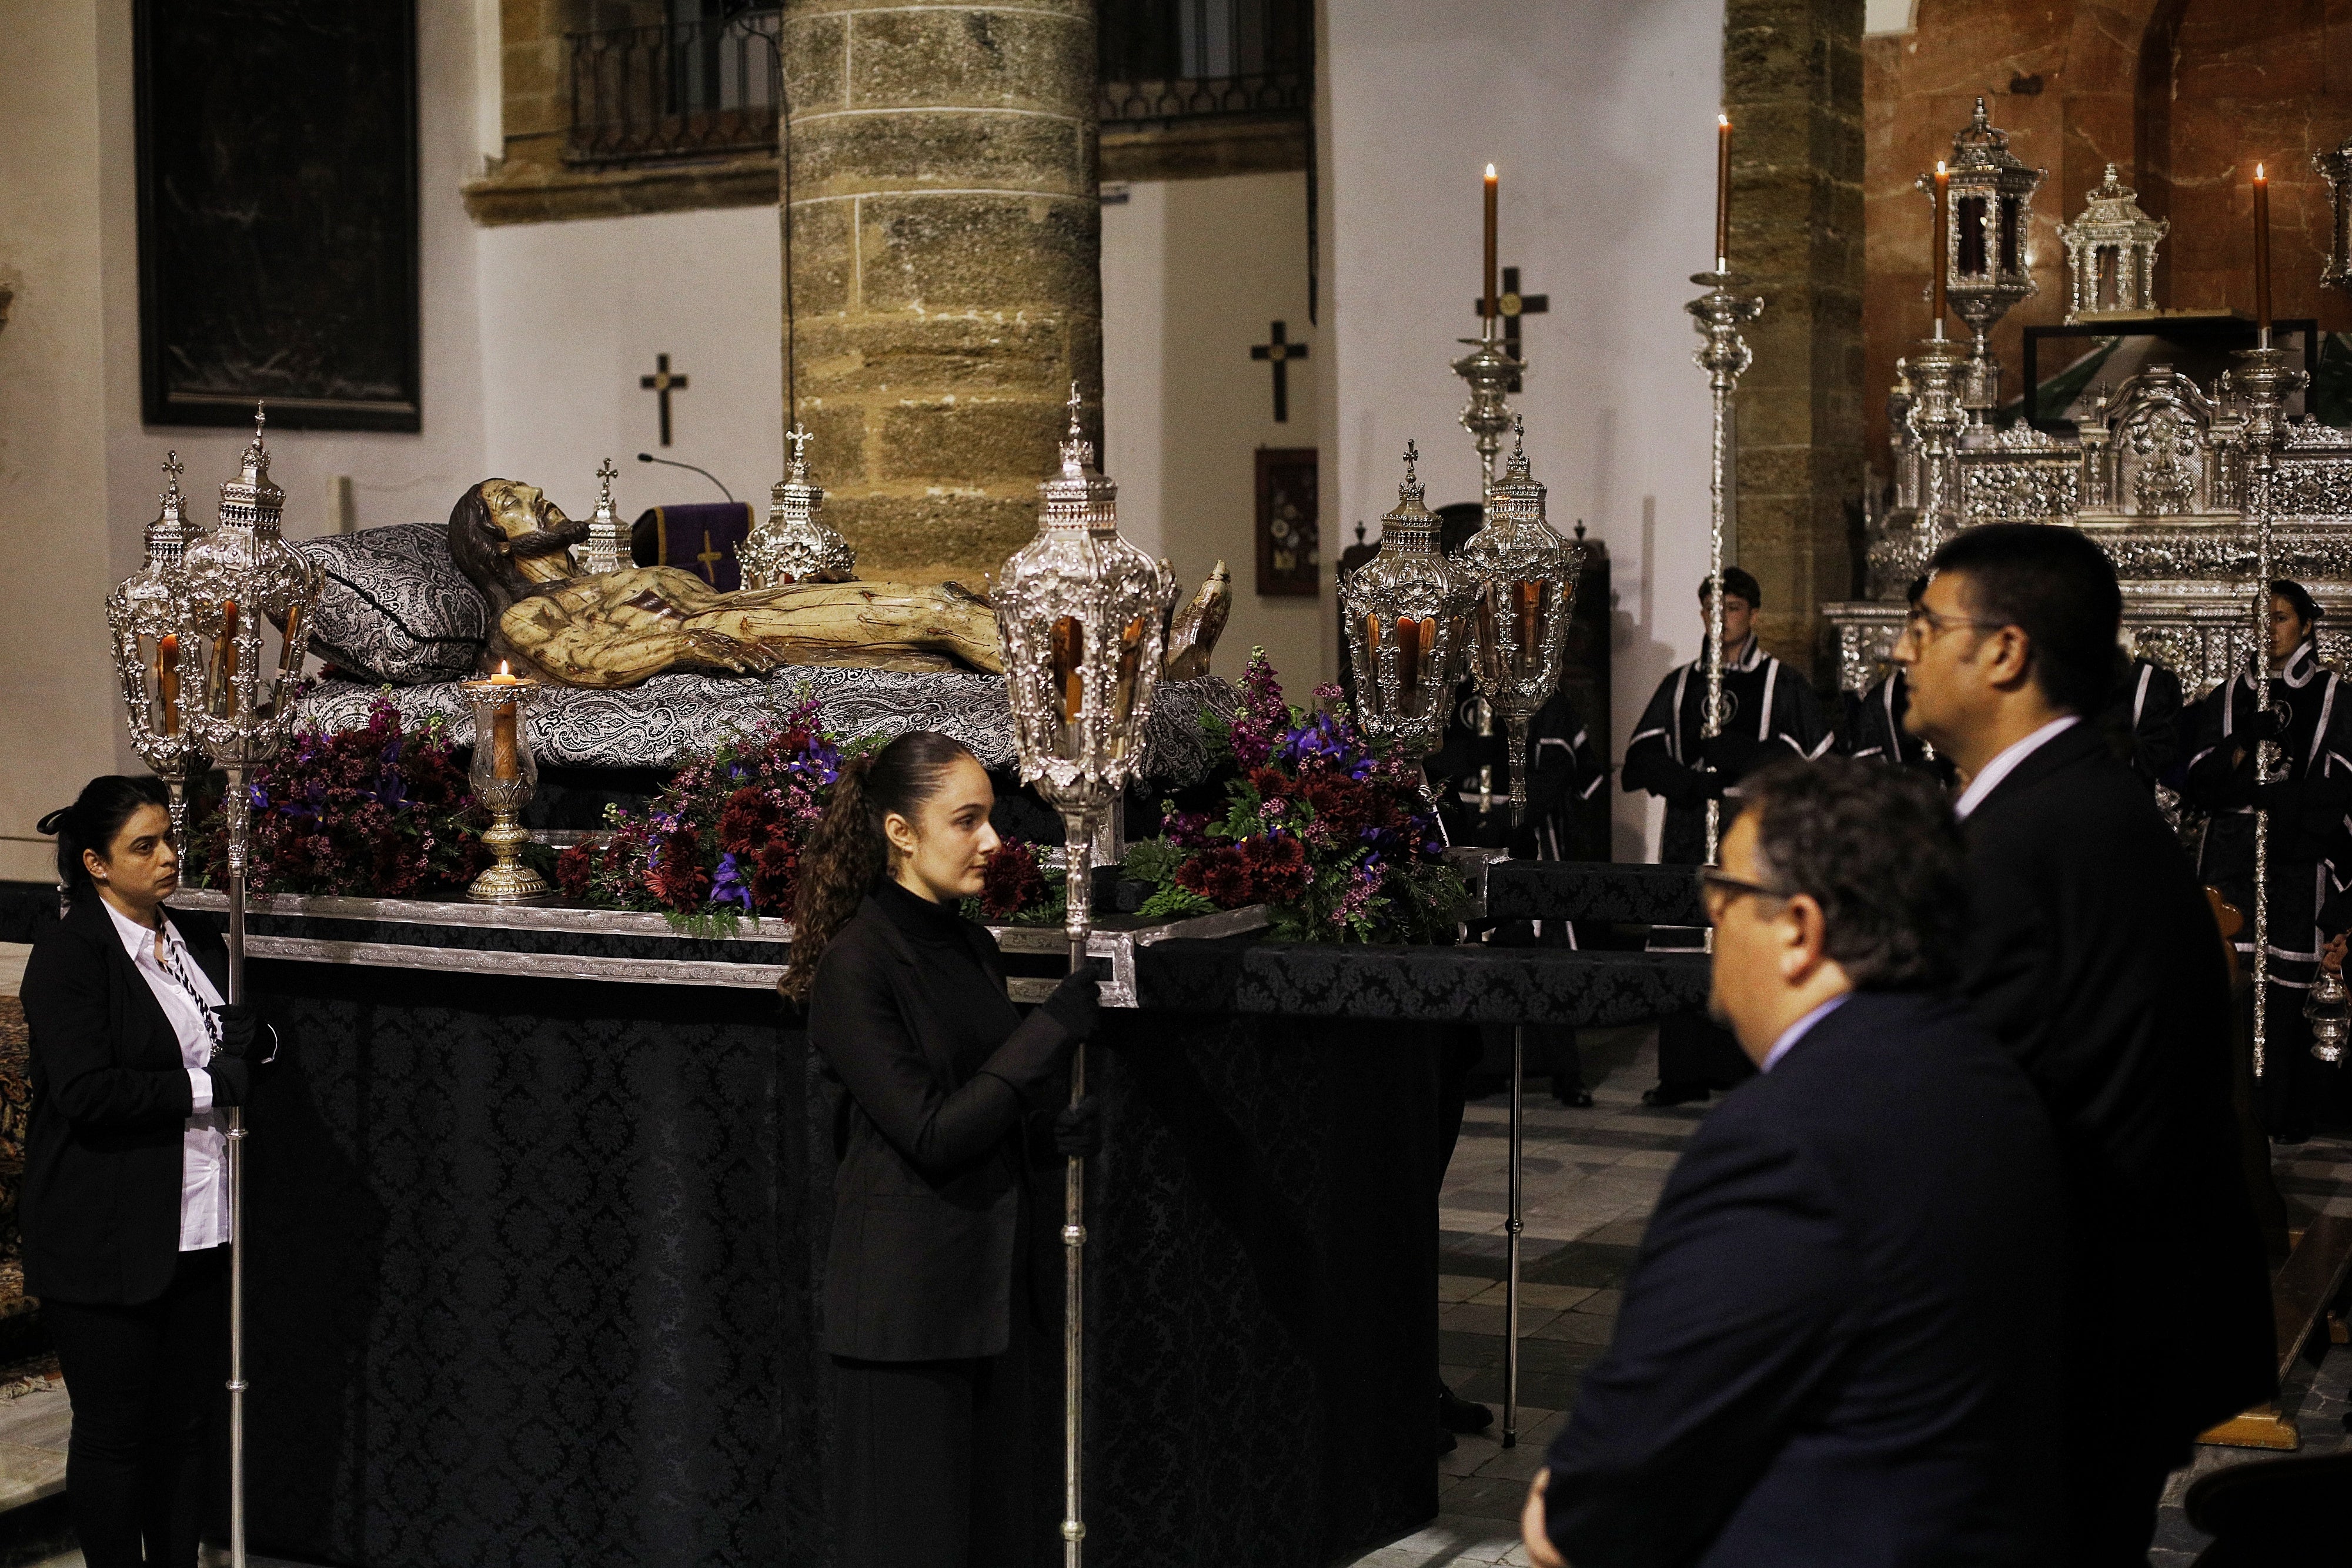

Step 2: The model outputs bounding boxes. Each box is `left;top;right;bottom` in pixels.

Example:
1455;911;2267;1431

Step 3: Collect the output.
489;661;520;685
1932;161;1950;337
1483;164;1499;332
156;634;181;737
2254;163;2273;343
1715;115;1732;269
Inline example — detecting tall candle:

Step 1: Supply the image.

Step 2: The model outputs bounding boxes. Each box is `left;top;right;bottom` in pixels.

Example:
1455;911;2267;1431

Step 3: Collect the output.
156;634;181;737
1715;115;1732;269
2254;163;2273;342
1932;162;1950;337
1482;164;1499;330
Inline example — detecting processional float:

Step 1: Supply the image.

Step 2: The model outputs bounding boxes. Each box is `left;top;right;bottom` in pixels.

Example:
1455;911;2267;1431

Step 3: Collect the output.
109;407;323;1568
994;386;1175;1566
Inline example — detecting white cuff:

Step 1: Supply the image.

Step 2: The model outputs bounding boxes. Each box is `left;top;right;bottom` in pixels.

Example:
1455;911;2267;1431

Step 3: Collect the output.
188;1067;213;1114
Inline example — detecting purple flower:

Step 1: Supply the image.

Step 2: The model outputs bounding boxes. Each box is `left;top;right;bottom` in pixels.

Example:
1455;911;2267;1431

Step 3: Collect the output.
710;852;753;911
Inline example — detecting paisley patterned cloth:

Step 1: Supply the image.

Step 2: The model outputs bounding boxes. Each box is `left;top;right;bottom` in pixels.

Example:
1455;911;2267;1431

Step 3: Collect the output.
298;669;1240;785
292;524;489;685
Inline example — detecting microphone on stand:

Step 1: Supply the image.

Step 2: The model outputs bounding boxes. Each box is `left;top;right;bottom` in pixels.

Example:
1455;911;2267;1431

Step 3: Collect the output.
636;452;734;503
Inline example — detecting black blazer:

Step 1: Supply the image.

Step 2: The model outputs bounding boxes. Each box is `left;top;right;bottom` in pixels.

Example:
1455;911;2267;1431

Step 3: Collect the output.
1959;720;2274;1447
1542;991;2069;1568
807;886;1076;1362
19;896;223;1306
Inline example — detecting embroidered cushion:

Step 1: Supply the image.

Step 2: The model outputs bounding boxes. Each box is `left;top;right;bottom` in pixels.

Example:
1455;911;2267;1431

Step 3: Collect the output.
294;524;489;685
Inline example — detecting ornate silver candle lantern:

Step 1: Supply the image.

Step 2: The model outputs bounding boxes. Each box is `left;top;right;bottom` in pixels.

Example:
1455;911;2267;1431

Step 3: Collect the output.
174;404;322;1568
106;453;213;855
462;670;549;902
2059;164;2168;320
2233;342;2307;1078
2304;967;2349;1065
2317;136;2352;292
740;424;856;587
1919;98;2044;421
1340;441;1474;799
575;459;630;577
1454;419;1582;827
993;385;1174;1567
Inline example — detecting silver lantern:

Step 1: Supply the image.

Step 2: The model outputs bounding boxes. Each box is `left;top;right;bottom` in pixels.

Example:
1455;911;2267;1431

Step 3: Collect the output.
1918;97;2044;422
1340;440;1474;802
105;452;213;857
2317;135;2352;293
2305;967;2350;1065
1454;418;1583;825
740;423;856;587
576;458;630;577
175;404;323;1568
992;384;1174;1568
2058;164;2168;322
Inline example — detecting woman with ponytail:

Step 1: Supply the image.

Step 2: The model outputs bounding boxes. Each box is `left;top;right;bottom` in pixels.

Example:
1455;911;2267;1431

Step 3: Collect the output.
22;776;273;1567
786;731;1100;1568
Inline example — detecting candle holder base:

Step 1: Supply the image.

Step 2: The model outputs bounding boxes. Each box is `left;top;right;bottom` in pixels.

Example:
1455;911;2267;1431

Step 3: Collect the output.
469;808;550;903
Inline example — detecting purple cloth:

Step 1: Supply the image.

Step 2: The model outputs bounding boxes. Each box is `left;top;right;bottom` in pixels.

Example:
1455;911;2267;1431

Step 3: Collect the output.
630;502;754;592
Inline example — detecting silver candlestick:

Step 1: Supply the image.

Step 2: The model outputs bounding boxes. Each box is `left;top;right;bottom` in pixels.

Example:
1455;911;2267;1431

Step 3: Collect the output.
1452;323;1524;487
993;386;1174;1567
1685;269;1763;865
2233;342;2305;1078
176;405;323;1568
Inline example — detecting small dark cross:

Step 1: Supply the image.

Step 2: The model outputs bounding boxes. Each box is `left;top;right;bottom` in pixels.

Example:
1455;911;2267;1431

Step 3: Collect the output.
1250;321;1309;423
639;353;690;447
1471;268;1549;392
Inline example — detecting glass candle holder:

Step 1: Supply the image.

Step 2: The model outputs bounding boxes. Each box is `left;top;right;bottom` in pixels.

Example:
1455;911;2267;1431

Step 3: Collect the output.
462;670;549;902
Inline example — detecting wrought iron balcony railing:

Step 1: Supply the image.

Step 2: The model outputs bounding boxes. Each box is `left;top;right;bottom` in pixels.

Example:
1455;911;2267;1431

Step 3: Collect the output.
566;11;781;168
1098;0;1312;126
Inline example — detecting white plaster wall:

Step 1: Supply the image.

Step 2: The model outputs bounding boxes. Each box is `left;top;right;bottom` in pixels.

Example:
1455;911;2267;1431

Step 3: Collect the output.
1324;0;1727;860
1102;172;1328;690
476;208;784;525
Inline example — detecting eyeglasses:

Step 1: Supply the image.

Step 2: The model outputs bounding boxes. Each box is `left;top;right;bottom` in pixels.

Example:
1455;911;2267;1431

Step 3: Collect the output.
1895;606;2005;650
1693;867;1788;923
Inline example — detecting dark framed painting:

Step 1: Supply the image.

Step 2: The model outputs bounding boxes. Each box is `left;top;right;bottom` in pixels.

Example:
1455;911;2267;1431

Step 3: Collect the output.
2020;317;2316;439
135;0;421;430
1255;447;1319;597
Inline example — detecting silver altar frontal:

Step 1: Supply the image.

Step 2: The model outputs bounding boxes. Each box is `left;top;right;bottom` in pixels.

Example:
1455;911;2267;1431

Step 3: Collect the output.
1828;106;2352;699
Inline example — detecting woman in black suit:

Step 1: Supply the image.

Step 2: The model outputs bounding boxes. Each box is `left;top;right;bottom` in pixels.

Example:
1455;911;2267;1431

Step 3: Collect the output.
780;732;1098;1568
21;775;266;1568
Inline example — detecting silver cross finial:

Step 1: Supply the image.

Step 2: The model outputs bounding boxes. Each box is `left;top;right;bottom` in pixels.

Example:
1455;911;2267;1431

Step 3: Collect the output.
597;456;617;492
1065;381;1084;436
162;450;185;489
253;400;267;436
1512;414;1526;456
1402;439;1420;482
787;424;813;467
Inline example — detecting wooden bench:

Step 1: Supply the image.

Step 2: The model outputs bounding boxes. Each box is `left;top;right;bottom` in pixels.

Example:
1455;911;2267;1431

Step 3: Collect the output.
2199;1213;2352;1450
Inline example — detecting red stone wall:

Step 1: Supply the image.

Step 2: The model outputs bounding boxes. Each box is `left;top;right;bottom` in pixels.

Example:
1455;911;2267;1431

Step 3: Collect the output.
1863;0;2352;470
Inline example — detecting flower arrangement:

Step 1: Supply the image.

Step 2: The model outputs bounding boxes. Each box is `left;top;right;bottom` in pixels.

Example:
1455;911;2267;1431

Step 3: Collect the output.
960;838;1068;927
1139;651;1469;942
554;697;846;930
190;694;487;899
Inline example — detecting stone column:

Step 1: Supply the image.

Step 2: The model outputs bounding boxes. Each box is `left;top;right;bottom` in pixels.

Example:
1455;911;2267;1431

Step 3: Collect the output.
781;0;1101;584
1723;0;1865;673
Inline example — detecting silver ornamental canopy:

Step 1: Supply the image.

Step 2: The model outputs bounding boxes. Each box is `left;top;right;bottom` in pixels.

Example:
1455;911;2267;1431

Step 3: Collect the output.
2058;164;2168;322
741;424;856;586
1341;440;1474;755
577;458;629;577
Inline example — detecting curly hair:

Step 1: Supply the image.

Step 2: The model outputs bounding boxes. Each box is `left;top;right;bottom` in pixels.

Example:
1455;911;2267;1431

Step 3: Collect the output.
1735;755;1967;991
777;730;975;1002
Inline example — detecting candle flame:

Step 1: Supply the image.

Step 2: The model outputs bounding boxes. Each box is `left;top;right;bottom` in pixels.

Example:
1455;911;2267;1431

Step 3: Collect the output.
1485;163;1496;179
1936;161;1947;176
1718;114;1729;129
499;660;510;676
2256;163;2266;181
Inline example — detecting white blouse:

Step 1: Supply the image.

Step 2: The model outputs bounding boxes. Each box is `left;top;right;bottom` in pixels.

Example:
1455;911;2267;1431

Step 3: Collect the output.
101;900;231;1250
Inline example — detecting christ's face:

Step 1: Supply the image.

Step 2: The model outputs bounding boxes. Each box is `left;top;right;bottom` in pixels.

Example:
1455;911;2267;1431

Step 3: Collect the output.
480;481;571;544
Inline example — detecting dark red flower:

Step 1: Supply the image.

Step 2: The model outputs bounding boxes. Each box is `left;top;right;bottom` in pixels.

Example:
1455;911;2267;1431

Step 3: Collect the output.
717;786;784;855
1238;834;1311;902
979;840;1048;920
1175;844;1256;907
647;827;711;909
556;842;597;898
749;840;799;912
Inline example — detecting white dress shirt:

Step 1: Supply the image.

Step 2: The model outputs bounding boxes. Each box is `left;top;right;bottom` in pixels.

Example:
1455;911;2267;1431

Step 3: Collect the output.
101;900;232;1250
1952;714;2082;821
1760;992;1848;1074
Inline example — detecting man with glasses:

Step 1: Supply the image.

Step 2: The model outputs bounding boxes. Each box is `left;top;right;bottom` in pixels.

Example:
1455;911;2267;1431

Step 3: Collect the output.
1622;567;1830;1106
1521;757;2066;1568
1894;523;2271;1567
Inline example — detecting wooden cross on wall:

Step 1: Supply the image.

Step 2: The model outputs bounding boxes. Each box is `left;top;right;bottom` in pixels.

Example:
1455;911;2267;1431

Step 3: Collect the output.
1470;268;1548;392
640;353;690;447
1251;321;1309;422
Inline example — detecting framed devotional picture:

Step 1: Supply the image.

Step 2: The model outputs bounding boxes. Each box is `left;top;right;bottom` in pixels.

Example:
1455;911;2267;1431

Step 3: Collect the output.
133;0;421;430
1255;447;1319;597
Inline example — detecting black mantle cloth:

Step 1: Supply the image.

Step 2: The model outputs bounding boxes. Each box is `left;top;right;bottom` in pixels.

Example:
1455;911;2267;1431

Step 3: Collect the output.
216;921;1703;1568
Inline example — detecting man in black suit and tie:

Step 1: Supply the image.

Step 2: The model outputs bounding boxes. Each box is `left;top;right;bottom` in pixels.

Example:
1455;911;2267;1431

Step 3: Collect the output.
1895;524;2273;1566
1522;757;2067;1567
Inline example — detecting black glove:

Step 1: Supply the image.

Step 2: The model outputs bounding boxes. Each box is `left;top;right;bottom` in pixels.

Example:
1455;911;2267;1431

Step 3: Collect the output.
1054;1095;1102;1160
206;1054;251;1110
1040;964;1102;1040
212;1004;259;1059
1699;730;1758;777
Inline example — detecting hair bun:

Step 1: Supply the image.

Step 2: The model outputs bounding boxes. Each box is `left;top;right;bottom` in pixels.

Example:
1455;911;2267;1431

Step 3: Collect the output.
35;808;69;837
